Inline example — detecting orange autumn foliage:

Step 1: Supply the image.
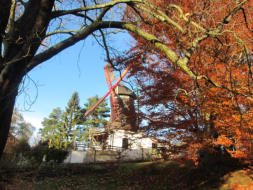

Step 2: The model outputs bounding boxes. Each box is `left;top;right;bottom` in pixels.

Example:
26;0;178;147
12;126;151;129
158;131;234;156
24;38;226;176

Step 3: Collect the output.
118;0;253;162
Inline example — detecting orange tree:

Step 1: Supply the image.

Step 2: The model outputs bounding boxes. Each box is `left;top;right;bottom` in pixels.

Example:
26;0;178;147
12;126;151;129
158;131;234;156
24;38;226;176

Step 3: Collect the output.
114;0;253;161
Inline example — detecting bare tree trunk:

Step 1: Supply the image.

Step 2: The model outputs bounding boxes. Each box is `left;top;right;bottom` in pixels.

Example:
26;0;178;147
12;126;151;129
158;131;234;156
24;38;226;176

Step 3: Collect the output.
0;71;22;157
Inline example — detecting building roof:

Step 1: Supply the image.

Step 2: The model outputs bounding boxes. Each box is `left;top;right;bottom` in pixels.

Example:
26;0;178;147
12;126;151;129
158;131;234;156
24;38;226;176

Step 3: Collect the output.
115;85;135;98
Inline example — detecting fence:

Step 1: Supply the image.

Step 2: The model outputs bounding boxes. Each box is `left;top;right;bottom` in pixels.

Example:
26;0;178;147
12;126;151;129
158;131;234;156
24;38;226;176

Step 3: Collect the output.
64;147;161;163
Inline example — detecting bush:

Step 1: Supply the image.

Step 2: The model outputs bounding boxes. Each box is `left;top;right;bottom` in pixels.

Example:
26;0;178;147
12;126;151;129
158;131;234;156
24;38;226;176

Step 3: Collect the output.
0;154;18;169
28;142;69;164
45;148;69;163
197;145;239;170
11;139;31;156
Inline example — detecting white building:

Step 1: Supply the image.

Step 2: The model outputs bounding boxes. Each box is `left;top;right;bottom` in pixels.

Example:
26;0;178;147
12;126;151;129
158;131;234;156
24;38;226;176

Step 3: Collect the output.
106;129;157;150
65;84;162;163
92;85;158;151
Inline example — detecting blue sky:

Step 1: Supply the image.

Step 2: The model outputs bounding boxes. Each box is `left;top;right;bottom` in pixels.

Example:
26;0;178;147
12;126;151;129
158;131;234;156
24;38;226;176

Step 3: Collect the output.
15;32;133;135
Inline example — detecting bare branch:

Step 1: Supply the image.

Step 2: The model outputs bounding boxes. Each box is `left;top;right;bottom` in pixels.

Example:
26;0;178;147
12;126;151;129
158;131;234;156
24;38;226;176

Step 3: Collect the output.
28;21;126;71
46;30;75;37
222;0;248;25
92;30;122;36
7;0;17;34
51;0;143;19
45;24;87;37
71;12;94;22
97;6;111;21
17;0;28;8
240;7;253;33
167;0;248;35
99;29;113;66
121;23;196;78
134;3;185;33
167;4;206;33
0;0;11;61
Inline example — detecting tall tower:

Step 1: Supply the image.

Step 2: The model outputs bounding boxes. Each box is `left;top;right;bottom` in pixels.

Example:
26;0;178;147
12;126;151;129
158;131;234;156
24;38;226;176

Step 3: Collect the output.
106;84;138;132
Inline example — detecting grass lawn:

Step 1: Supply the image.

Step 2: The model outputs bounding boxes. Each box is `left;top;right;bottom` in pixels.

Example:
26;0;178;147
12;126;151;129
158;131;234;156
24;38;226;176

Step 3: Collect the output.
1;160;253;190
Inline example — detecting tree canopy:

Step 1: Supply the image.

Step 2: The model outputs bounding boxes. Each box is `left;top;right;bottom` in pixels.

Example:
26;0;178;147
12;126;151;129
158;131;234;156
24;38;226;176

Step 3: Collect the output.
116;0;253;161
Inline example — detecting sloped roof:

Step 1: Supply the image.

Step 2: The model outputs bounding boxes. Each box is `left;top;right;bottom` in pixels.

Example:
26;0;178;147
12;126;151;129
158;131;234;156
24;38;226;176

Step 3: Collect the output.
115;85;135;98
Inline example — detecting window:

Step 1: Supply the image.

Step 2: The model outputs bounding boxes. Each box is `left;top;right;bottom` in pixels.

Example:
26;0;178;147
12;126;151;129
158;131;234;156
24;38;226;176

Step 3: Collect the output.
121;118;127;124
122;138;128;149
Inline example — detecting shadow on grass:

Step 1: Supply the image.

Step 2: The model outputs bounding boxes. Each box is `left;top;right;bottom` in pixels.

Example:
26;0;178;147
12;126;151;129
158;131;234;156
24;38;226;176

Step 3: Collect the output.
0;159;252;190
114;159;247;190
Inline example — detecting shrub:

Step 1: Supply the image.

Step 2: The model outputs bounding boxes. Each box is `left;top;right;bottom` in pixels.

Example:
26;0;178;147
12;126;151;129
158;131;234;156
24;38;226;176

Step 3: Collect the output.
11;139;31;156
197;145;239;170
0;154;18;169
28;142;69;164
45;148;69;163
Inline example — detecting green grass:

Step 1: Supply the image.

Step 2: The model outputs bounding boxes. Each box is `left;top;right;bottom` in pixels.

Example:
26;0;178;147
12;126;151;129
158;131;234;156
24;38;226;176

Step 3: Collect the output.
1;161;253;190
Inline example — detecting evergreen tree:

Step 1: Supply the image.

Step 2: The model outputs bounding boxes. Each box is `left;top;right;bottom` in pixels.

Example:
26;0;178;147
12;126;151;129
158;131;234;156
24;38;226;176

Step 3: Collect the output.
40;93;110;149
41;92;83;150
76;95;110;143
62;91;83;148
81;95;110;149
83;95;110;129
40;108;65;149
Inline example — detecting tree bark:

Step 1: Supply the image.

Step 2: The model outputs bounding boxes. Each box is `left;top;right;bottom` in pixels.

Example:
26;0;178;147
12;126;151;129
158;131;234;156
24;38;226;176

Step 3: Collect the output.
0;0;55;157
0;73;22;157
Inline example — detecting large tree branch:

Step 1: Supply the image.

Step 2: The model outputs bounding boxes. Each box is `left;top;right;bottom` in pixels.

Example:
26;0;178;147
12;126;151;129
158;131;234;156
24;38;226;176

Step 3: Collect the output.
29;20;196;81
28;0;252;103
121;23;253;101
28;21;126;71
120;23;196;79
7;0;17;35
133;2;184;33
4;0;55;63
0;0;11;62
0;0;11;37
29;20;194;77
51;0;143;19
15;0;43;35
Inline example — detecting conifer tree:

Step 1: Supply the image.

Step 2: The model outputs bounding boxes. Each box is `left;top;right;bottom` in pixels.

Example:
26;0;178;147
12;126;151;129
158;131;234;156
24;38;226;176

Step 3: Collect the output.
40;93;110;149
41;92;83;150
41;108;64;149
83;95;110;129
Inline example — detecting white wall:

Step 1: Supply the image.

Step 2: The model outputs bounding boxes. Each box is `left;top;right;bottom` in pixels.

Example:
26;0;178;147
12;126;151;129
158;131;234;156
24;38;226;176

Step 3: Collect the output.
63;130;161;164
64;149;160;163
64;151;87;163
106;130;154;149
